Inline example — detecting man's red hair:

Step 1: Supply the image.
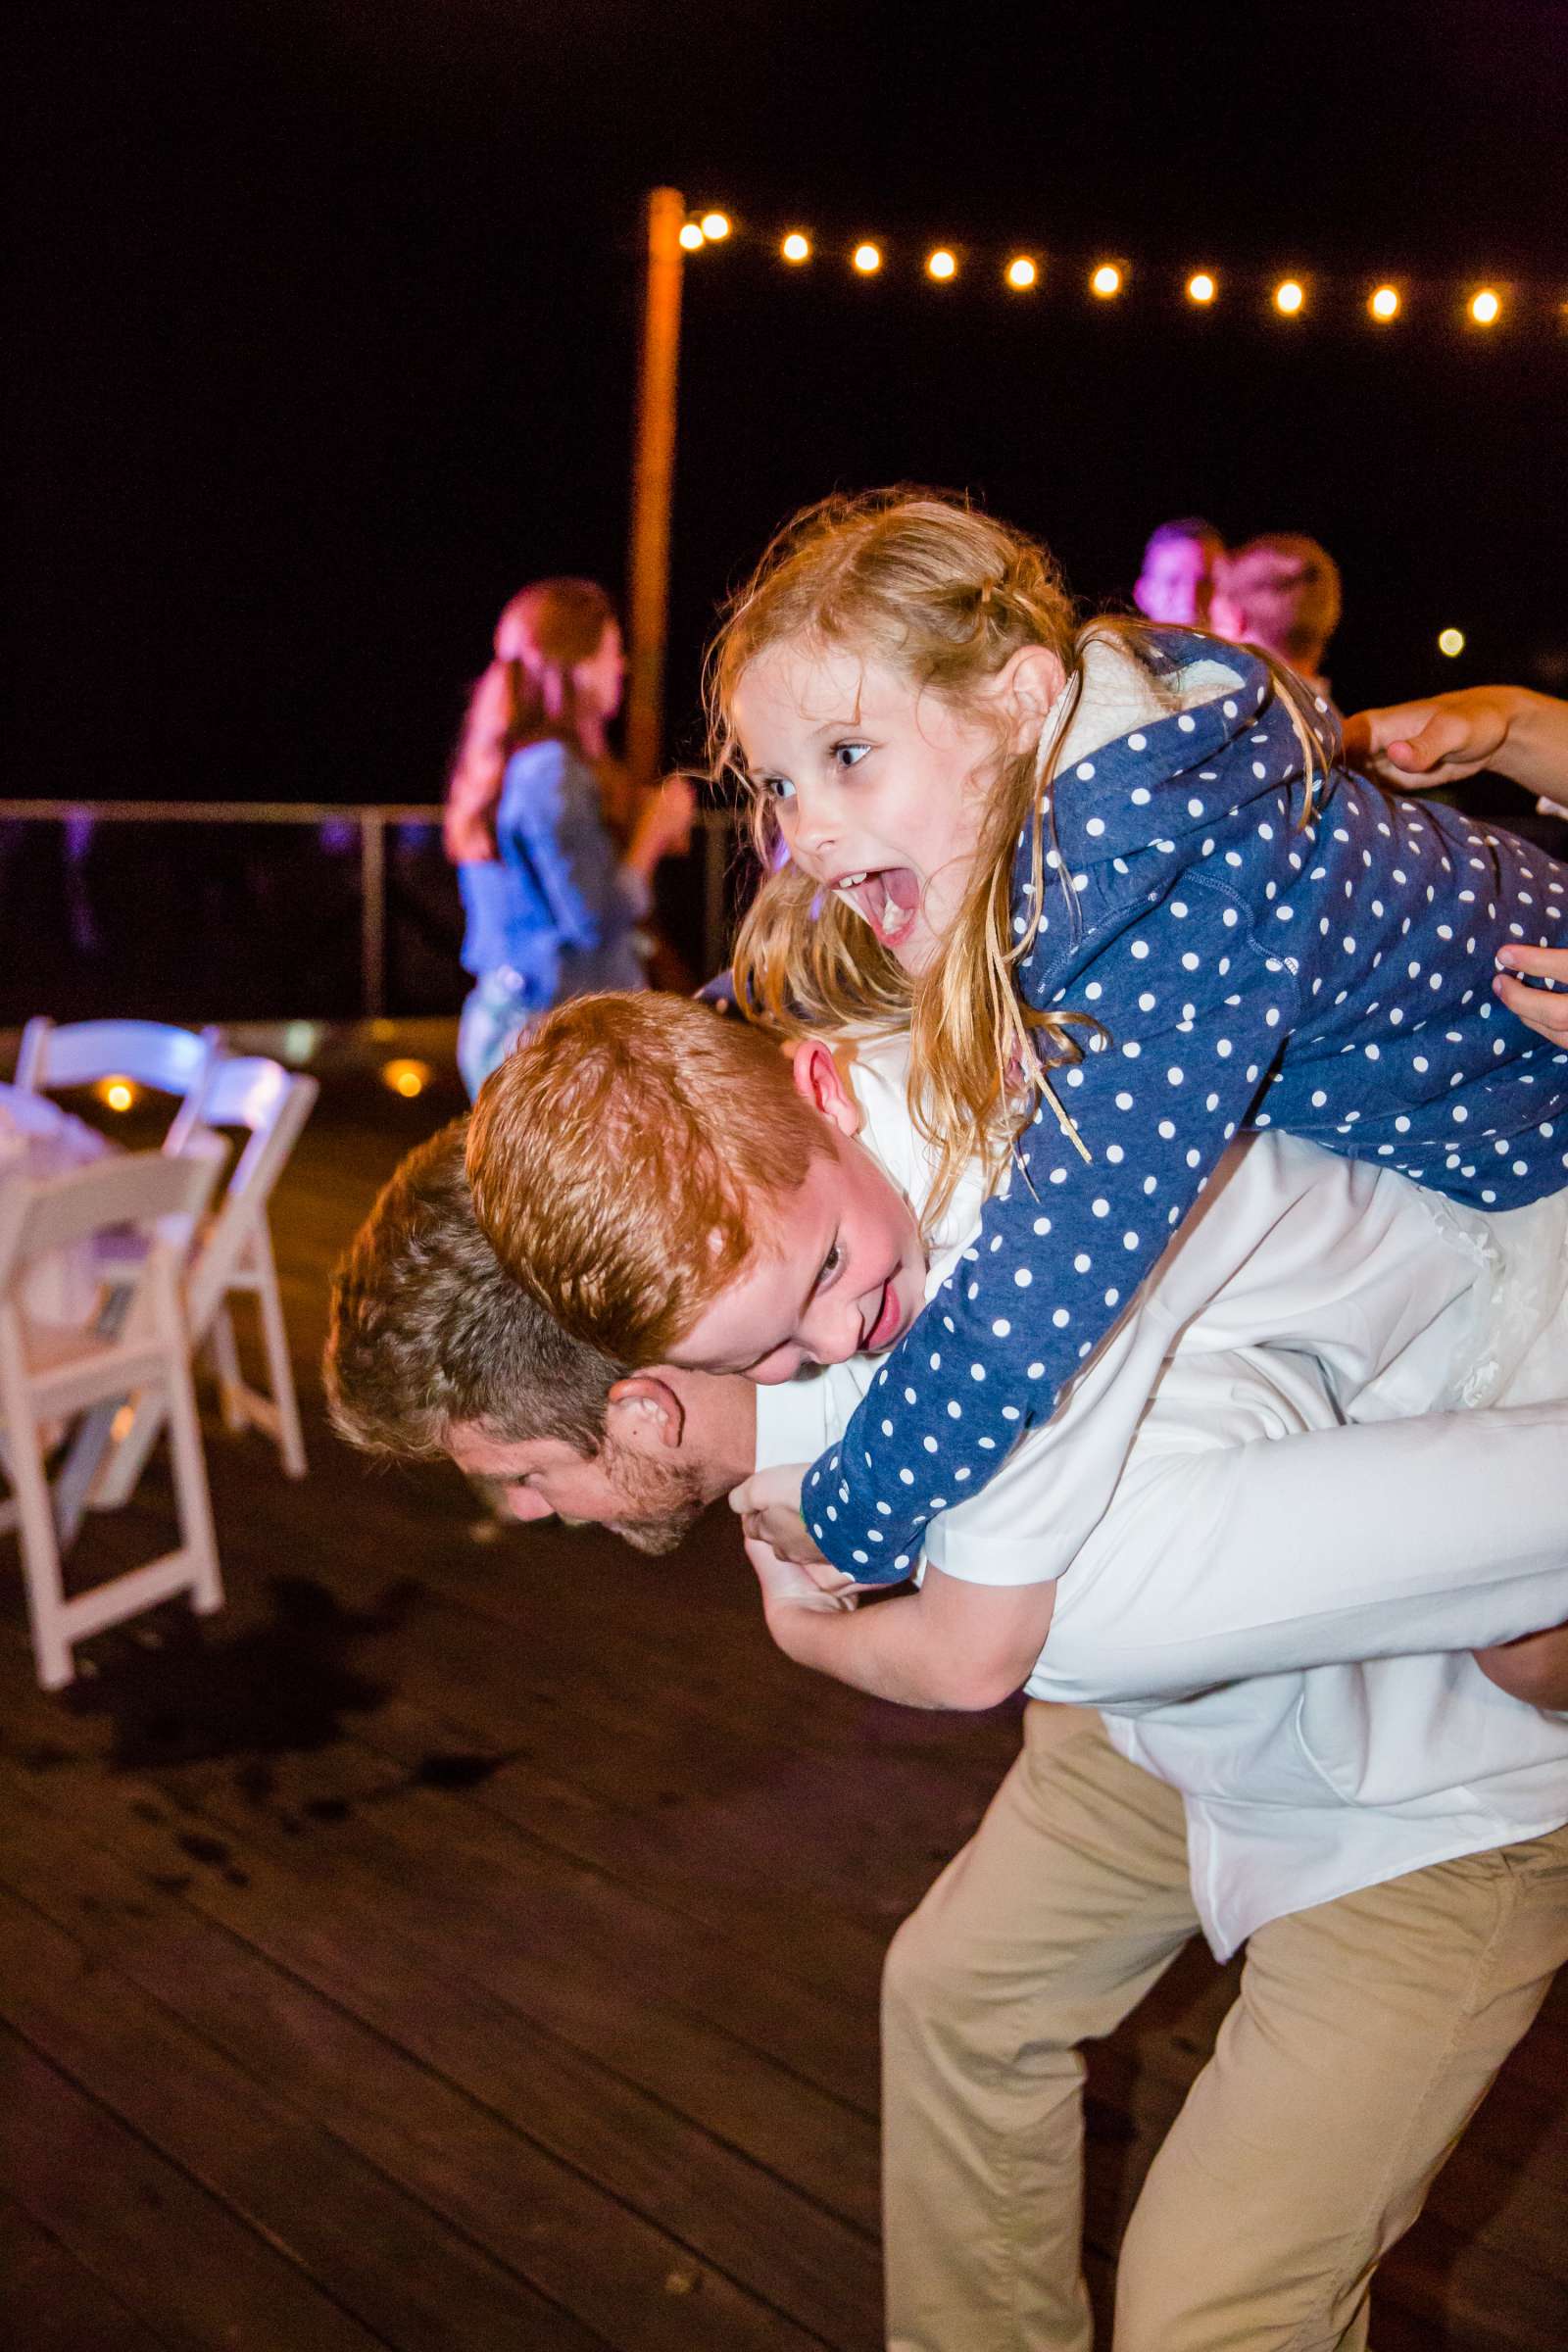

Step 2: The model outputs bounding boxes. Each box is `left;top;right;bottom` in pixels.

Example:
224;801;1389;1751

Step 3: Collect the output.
466;992;831;1363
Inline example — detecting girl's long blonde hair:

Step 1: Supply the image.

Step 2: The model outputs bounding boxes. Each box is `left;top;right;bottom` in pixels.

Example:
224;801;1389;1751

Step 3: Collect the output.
709;489;1324;1221
444;578;616;863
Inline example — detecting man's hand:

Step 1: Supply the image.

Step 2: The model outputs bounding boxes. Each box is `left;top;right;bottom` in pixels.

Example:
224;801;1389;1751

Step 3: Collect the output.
745;1533;858;1616
1494;944;1568;1046
728;1462;836;1578
1343;688;1522;790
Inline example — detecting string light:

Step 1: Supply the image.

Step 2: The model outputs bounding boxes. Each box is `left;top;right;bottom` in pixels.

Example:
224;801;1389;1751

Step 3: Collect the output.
381;1059;434;1101
1438;627;1466;658
96;1077;136;1113
676;216;1553;334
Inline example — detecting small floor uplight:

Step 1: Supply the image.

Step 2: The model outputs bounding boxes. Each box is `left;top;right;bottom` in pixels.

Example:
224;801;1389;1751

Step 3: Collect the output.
1090;263;1122;299
381;1058;434;1101
678;222;705;252
1187;272;1217;305
853;242;882;274
1469;287;1500;326
1438;628;1466;659
699;212;731;242
1273;279;1305;316
1369;284;1400;321
96;1077;136;1113
1004;255;1038;291
927;248;956;282
781;231;810;264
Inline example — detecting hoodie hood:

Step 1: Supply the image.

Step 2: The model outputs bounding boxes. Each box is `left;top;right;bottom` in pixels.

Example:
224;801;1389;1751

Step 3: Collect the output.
1038;629;1337;874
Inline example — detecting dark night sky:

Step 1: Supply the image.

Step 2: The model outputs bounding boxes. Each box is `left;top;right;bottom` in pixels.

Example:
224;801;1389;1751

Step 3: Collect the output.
12;0;1568;806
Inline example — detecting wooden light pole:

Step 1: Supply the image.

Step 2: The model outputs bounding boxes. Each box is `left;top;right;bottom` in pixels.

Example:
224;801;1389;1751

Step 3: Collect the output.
623;186;686;796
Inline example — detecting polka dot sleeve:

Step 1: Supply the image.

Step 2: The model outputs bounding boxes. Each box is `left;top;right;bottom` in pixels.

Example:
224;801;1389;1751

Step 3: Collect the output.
801;874;1300;1581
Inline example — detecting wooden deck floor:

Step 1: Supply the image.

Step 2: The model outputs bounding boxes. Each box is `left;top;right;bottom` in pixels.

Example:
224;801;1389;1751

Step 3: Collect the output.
1;1068;1564;2351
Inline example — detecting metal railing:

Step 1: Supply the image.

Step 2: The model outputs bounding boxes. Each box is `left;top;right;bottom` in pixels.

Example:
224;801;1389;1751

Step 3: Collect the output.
0;799;741;1015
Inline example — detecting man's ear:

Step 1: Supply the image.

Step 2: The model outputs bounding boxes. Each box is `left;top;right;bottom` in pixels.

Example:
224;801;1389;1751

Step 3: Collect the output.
992;644;1067;750
605;1374;686;1452
790;1038;861;1136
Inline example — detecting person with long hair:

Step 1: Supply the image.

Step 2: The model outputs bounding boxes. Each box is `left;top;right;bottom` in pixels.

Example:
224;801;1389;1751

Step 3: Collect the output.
445;577;692;1097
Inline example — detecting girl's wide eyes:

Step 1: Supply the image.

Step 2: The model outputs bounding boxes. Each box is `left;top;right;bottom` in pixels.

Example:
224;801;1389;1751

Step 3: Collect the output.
760;775;797;802
831;741;869;769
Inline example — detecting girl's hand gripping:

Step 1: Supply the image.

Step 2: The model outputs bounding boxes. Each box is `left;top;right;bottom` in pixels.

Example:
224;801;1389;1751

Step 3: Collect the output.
728;1462;839;1581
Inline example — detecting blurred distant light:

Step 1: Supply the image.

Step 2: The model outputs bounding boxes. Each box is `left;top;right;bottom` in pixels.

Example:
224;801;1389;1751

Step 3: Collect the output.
853;242;882;274
678;222;705;252
1090;264;1122;298
1369;284;1400;321
781;231;810;264
926;248;956;281
97;1077;136;1113
281;1020;320;1066
1469;287;1500;325
1186;272;1217;305
1273;278;1305;315
1438;627;1466;658
381;1058;434;1101
699;212;731;241
1004;255;1038;291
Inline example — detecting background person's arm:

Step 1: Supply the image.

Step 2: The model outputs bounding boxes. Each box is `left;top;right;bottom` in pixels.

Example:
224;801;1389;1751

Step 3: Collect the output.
1344;689;1568;1049
1343;685;1568;806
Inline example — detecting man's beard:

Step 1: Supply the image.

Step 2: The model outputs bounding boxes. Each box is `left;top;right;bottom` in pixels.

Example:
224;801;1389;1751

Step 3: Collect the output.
591;1436;712;1556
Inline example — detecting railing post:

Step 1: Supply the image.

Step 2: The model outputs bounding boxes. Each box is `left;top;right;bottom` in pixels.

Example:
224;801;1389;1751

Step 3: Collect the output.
360;811;387;1017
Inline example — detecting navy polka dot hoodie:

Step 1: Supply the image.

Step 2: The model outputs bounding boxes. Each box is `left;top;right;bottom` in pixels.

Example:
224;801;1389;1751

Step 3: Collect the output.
803;629;1568;1581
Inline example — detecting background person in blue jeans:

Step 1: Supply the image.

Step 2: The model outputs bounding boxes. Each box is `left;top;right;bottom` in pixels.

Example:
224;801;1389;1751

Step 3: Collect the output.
444;575;693;1097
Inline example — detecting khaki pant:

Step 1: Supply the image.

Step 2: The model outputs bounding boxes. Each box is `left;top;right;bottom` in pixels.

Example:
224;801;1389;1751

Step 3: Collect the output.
883;1704;1568;2351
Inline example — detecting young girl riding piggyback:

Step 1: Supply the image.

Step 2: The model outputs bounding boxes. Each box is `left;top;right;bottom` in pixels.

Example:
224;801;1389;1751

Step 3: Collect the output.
713;490;1568;1580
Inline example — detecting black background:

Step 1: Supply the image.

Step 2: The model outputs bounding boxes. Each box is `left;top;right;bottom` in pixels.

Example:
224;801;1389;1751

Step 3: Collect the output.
13;0;1568;807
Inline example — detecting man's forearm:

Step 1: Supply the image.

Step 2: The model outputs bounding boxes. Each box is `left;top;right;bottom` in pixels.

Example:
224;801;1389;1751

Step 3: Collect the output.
762;1572;1054;1712
1494;688;1568;808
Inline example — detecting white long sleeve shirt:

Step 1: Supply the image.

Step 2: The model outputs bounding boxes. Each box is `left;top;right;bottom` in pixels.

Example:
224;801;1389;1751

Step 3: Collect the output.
756;1038;1568;1956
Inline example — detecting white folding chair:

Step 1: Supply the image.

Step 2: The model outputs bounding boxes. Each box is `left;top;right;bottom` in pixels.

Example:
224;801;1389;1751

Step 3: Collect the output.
93;1057;319;1505
0;1151;224;1690
15;1018;223;1139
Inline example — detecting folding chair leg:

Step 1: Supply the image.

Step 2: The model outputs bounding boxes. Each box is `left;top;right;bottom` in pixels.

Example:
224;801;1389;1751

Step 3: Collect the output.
155;1283;223;1619
83;1393;164;1514
253;1230;307;1478
207;1303;248;1434
0;1367;75;1690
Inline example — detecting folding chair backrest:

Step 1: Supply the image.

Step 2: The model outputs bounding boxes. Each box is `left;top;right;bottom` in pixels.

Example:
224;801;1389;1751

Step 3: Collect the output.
0;1149;219;1290
16;1018;221;1104
178;1059;318;1330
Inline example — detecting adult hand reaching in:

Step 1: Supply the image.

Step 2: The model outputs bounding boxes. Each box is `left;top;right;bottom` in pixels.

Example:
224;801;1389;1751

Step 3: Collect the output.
1494;944;1568;1045
1344;686;1568;808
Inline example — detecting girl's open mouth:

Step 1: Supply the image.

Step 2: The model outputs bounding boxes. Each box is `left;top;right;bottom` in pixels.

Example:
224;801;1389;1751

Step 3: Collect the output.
835;865;921;949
